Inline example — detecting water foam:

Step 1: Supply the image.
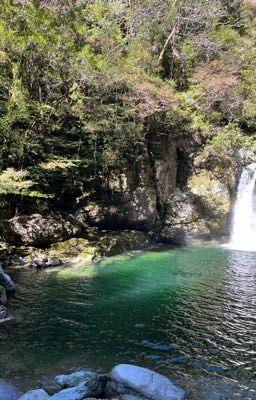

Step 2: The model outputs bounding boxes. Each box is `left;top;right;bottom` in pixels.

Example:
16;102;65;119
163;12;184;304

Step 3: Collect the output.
228;163;256;251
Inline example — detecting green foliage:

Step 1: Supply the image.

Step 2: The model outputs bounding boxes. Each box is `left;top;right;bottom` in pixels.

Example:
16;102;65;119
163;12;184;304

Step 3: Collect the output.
0;0;254;211
0;169;33;194
210;124;244;154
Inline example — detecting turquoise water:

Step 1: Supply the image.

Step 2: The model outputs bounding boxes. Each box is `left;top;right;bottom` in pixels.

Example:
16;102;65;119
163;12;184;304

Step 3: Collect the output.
1;246;256;398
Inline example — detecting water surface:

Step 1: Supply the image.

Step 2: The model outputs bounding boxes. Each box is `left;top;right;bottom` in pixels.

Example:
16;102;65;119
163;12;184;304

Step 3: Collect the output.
1;246;255;398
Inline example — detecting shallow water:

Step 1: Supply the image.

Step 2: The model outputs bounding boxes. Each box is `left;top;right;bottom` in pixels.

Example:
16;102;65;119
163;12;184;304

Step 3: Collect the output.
1;246;256;398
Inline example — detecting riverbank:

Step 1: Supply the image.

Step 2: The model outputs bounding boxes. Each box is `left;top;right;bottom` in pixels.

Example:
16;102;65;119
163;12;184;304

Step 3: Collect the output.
2;364;186;400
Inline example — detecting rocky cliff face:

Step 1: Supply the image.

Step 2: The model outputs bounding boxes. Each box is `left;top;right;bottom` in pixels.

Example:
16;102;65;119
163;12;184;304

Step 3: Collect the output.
72;125;234;245
0;124;245;249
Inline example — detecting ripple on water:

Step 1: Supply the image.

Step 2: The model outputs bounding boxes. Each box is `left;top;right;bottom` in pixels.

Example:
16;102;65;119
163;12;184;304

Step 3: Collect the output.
1;246;256;399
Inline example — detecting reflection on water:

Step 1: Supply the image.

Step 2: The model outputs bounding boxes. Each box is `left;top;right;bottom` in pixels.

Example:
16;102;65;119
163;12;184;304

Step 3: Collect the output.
0;246;255;399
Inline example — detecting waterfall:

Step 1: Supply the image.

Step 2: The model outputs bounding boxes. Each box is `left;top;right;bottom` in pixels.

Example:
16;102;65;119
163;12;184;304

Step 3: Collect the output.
228;164;256;251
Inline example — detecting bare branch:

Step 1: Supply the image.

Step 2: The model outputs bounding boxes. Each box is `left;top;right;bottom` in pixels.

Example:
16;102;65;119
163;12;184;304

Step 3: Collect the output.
157;27;176;66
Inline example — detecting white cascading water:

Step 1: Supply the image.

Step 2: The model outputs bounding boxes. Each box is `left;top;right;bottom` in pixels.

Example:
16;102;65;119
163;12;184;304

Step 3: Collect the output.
228;163;256;251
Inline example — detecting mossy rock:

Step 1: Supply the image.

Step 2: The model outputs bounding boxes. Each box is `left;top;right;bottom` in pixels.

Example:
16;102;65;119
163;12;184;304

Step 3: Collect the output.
188;170;231;215
48;230;150;263
49;238;93;259
96;230;150;257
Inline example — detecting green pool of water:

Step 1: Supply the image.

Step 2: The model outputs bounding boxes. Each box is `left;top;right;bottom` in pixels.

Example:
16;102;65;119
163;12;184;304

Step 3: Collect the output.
1;246;255;398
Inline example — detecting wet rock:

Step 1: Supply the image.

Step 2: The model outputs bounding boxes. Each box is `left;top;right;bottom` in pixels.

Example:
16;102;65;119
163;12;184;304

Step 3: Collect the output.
37;377;61;396
19;389;50;400
0;265;16;293
53;369;108;399
96;230;150;257
30;253;48;268
50;382;102;400
0;304;8;319
28;253;63;269
50;230;150;263
0;284;7;305
49;238;96;260
55;369;100;389
0;378;22;400
45;257;63;267
111;364;186;400
161;175;231;243
238;148;256;166
105;380;136;397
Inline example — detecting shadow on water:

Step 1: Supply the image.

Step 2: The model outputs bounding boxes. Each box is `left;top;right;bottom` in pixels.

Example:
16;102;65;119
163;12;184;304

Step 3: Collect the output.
0;246;255;398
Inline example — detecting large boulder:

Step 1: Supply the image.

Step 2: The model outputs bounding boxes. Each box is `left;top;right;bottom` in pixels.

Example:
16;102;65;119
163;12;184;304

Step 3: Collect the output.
49;230;150;264
19;389;50;400
0;379;22;400
161;173;231;244
95;230;150;257
1;214;83;246
110;364;186;400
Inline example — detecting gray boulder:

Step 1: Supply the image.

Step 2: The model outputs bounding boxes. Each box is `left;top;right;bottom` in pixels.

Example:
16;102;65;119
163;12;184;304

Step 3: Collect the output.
55;369;100;389
0;304;8;319
53;370;108;399
0;284;7;305
0;378;22;400
27;253;63;269
3;213;82;246
0;266;15;293
19;389;50;400
49;383;96;400
111;364;186;400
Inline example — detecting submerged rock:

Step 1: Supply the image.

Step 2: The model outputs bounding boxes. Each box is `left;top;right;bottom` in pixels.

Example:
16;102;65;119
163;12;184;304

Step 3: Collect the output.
19;389;50;400
0;284;7;305
111;364;186;400
0;265;15;293
0;378;22;400
0;304;8;319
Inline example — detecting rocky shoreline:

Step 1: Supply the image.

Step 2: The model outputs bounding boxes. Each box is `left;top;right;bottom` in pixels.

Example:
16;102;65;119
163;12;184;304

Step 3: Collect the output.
0;263;16;321
0;221;225;321
1;364;186;400
0;226;154;320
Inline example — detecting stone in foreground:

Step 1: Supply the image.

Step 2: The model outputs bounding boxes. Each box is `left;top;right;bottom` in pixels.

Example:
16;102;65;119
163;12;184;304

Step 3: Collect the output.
111;364;186;400
51;371;107;400
0;379;22;400
49;384;95;400
19;389;50;400
55;369;98;388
